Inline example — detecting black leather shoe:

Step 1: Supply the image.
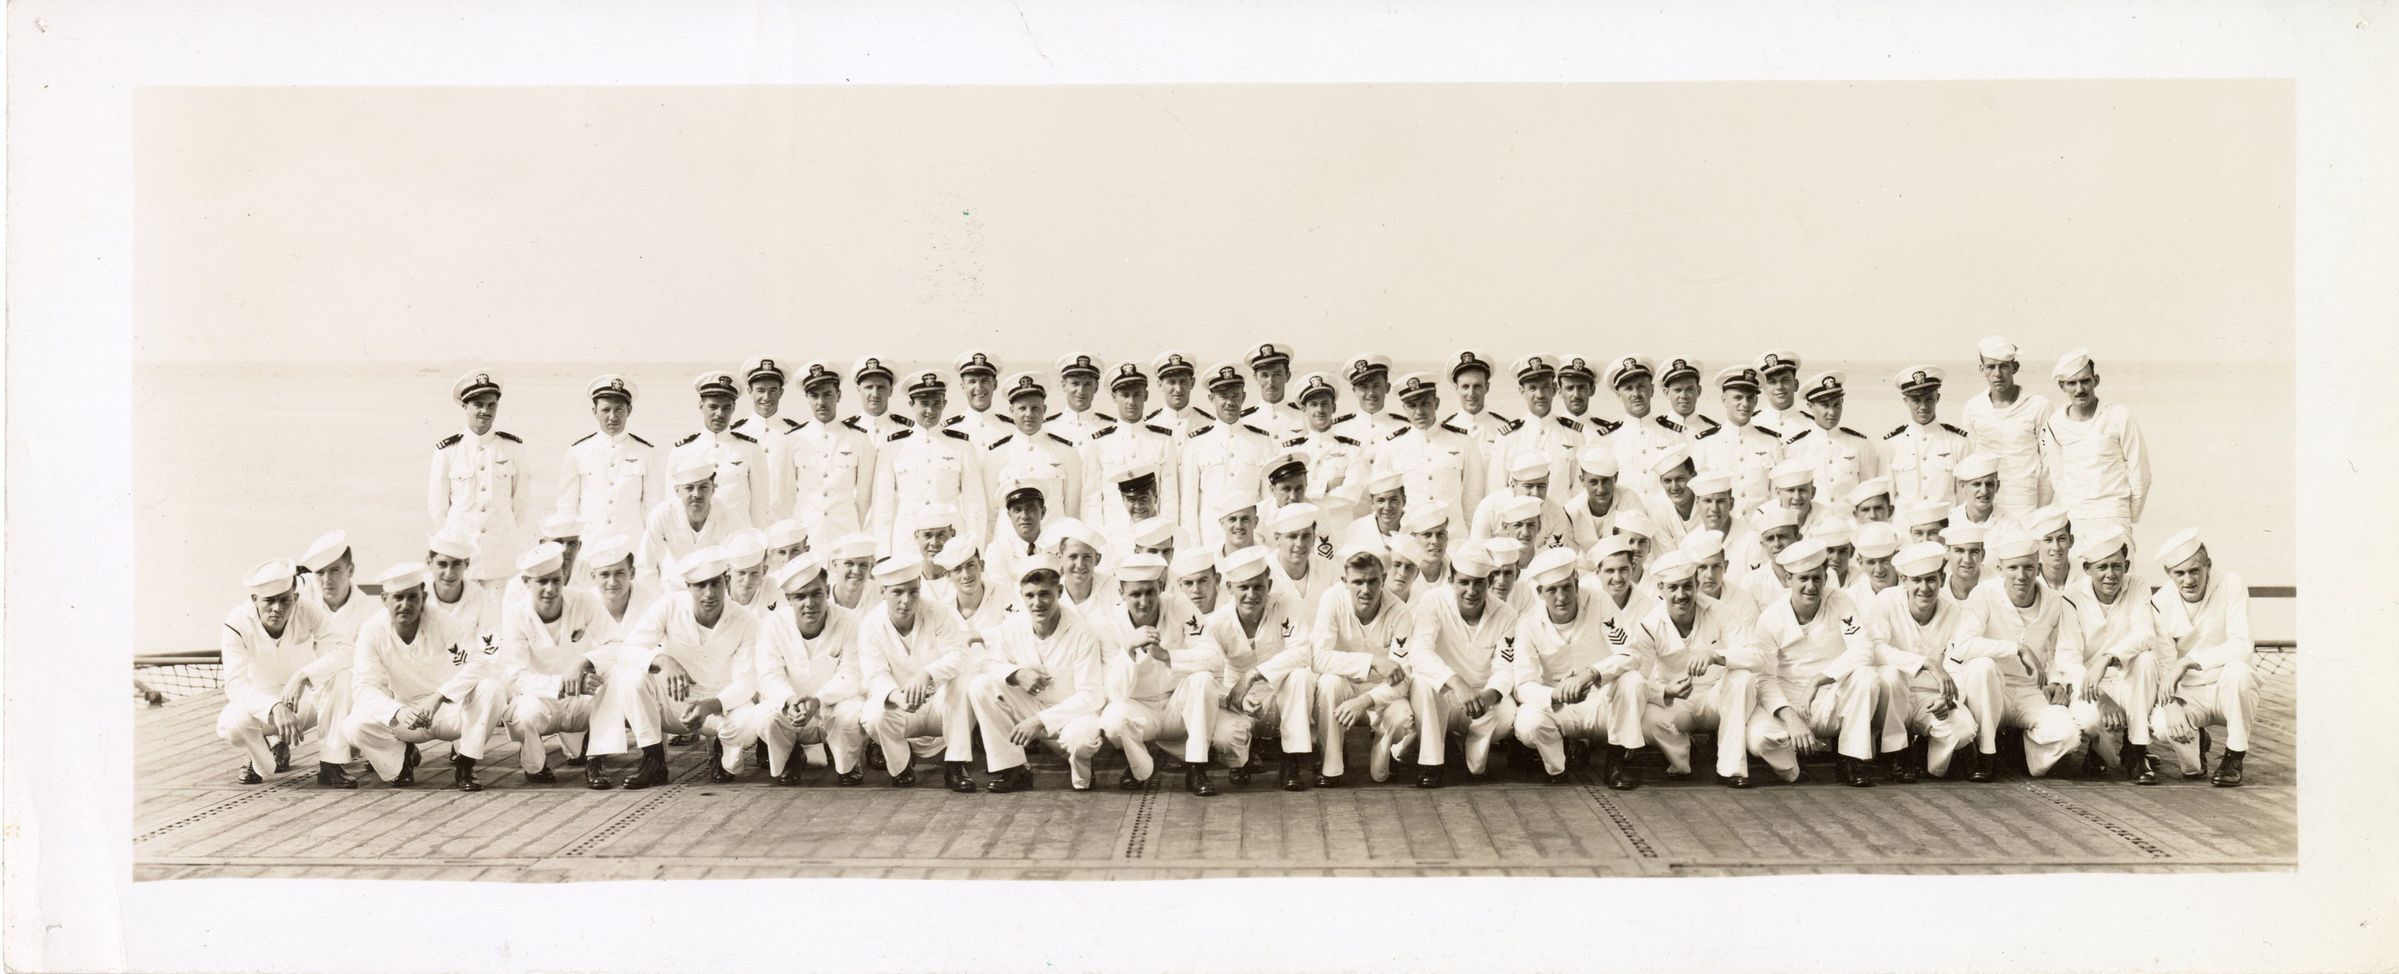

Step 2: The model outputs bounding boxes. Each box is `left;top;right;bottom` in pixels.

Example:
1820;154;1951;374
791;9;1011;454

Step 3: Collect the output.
1838;757;1875;787
1186;765;1218;797
1118;769;1145;791
1280;755;1307;792
1886;751;1918;784
317;761;358;789
1415;766;1445;789
564;753;588;767
394;743;421;787
985;766;1035;793
451;754;483;792
272;739;292;773
525;768;557;784
2123;743;2158;785
946;761;979;793
1724;774;1753;789
623;745;670;789
1662;769;1694;782
585;757;613;790
753;742;770;775
2184;729;2211;780
1968;751;1997;783
707;740;738;783
236;763;264;785
1229;752;1263;784
866;747;887;771
889;762;917;788
1314;772;1344;788
2212;749;2245;787
1543;769;1573;785
775;752;808;786
1603;747;1638;791
2080;747;2107;778
836;769;866;787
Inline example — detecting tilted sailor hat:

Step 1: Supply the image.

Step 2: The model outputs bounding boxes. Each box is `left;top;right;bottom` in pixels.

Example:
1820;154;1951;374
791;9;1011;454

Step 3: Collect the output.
245;559;298;597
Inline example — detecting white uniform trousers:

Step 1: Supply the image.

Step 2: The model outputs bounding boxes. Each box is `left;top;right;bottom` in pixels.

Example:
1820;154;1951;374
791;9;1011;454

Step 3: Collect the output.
2071;651;2158;756
583;661;733;763
1235;668;1316;758
504;694;595;774
1315;673;1415;781
962;674;1105;786
1408;680;1516;775
717;701;833;776
1103;671;1253;781
1748;669;1884;778
866;686;977;769
218;679;355;774
1515;673;1651;776
1639;671;1756;779
2152;658;2258;767
1874;665;1978;777
1953;657;2081;775
345;678;507;781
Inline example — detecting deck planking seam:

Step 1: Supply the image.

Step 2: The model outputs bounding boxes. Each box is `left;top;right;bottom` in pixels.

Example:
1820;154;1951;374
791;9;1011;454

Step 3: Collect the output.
2017;781;2173;859
1572;772;1661;860
558;765;701;857
1120;773;1162;860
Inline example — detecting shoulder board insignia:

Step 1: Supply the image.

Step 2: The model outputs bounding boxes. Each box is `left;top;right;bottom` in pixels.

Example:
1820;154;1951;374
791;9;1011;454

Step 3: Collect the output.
1655;416;1684;434
1192;407;1216;421
628;433;654;447
942;428;970;441
791;420;810;431
987;435;1015;449
1091;425;1118;439
1839;426;1864;438
1333;434;1360;446
729;431;757;443
942;415;962;426
1503;418;1524;433
1592;418;1623;435
1557;416;1583;432
1386;426;1410;441
1492;412;1515;425
1143;424;1172;436
435;432;463;449
495;431;523;443
1239;424;1270;437
674;433;702;447
1142;408;1163;421
1188;425;1215;438
1095;412;1118;423
1941;422;1969;437
1788;429;1813;444
1697;414;1721;428
1239;405;1258;417
1885;425;1908;440
894;415;915;427
781;417;801;430
1695;425;1724;440
840;416;863;432
1387;413;1409;423
728;417;751;429
1045;432;1075;447
1756;425;1785;441
1439;422;1468;435
1044;411;1062;422
1283;435;1309;448
1333;413;1357;424
572;432;596;446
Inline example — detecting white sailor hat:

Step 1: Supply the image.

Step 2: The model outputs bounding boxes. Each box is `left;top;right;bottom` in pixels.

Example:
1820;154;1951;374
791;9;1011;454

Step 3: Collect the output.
852;356;895;384
1496;494;1544;527
1203;362;1248;394
1171;547;1220;580
869;550;924;586
1714;365;1761;392
588;374;637;403
1400;503;1449;534
1333;532;1389;567
1754;350;1801;376
1389;532;1432;570
1813;518;1857;549
1584;535;1637;570
1206;487;1261;523
1894;541;1948;578
1393;372;1440;403
1755;505;1804;533
774;551;830;593
2071;525;2131;565
2027;505;2072;538
1484;537;1527;567
721;530;769;570
933;536;983;572
1002;372;1049;404
798;360;842;391
2052;348;2096;381
1013;553;1064;585
1989;530;2039;562
2157;528;2205;569
906;503;961;536
1108;362;1149;392
680;547;732;585
1057;353;1103;380
1131;516;1178;548
517;542;566;578
954;350;1000;377
1048;517;1107;555
1775;538;1831;574
1116;552;1171;584
1526;547;1580;587
1893;365;1945;396
669;454;718;487
1604;355;1654;389
1689;470;1734;497
1768;457;1816;490
1650;551;1699;585
452;370;503;403
1576;445;1619;478
764;518;809;550
1112;461;1161;494
1246;343;1293;371
361;561;428;596
694;370;741;399
742;356;788;384
1217;546;1271;583
1659;357;1701;386
1945;521;1989;546
1679;529;1726;562
1452;351;1496;381
1898;502;1948;531
539;514;585;540
830;533;880;561
1343;355;1401;386
1612;509;1656;540
1509;354;1556;383
904;370;947;399
1152;351;1197;378
1845;477;1894;510
1652;444;1694;477
298;529;350;572
1801;370;1847;404
584;535;634;571
1854;522;1902;560
1953;452;2000;482
1976;335;2020;362
245;559;298;597
1294;372;1340;403
1267;502;1321;537
1557;356;1599;383
1365;469;1405;496
1506;451;1551;483
1265;451;1309;485
426;529;477;561
1448;544;1496;579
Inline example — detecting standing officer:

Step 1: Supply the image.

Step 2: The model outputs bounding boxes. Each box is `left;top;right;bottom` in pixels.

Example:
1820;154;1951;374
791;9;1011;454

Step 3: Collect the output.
1694;365;1785;515
1884;365;1970;508
945;350;1015;448
670;370;770;532
1282;371;1373;528
2042;349;2152;541
1556;356;1611;433
1656;356;1720;443
1332;353;1408;444
1180;362;1275;553
1444;350;1512;459
985;373;1084;533
1602;356;1677;497
730;356;805;521
1242;342;1306;441
1784;371;1882;506
784;360;875;541
846;355;912;442
1752;350;1809;434
1083;363;1181;542
1487;355;1584;501
429;370;529;595
1377;372;1487;533
1049;352;1115;442
557;375;659;550
869;369;989;554
1961;336;2052;517
1145;351;1214;438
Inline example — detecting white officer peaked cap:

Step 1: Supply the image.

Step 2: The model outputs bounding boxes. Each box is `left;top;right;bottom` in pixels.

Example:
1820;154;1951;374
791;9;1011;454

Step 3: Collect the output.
2052;347;2096;381
774;551;830;593
1678;529;1726;562
1107;362;1149;391
1652;444;1694;476
869;550;924;586
721;530;769;570
1014;553;1065;585
1203;362;1248;393
852;356;895;383
1801;370;1848;404
1151;350;1197;378
1604;355;1655;389
693;370;740;399
1557;356;1598;382
1171;548;1220;580
1814;518;1858;549
1215;546;1271;583
1294;371;1340;403
1767;457;1816;490
539;514;585;540
1649;551;1699;585
742;356;788;384
1498;494;1544;527
1055;353;1103;379
680;547;732;585
797;360;842;391
954;350;1000;377
1393;372;1440;403
1267;502;1321;537
1245;343;1294;370
1448;544;1496;579
1953;452;2001;482
1507;451;1551;482
1989;530;2039;562
1946;521;1989;546
1892;365;1945;395
904;370;948;399
1659;356;1702;385
1583;535;1636;569
1366;468;1406;495
2071;526;2132;566
1112;461;1162;489
1898;502;1949;530
1509;354;1556;383
1452;350;1495;381
2028;505;2072;538
764;518;809;550
830;533;880;561
1388;532;1432;569
1576;445;1620;478
1131;516;1178;548
1976;335;2020;362
589;374;637;403
363;561;429;595
1754;349;1801;375
906;503;961;535
1345;352;1394;383
2157;528;2205;570
426;530;477;561
1714;365;1761;392
1613;509;1657;540
1265;451;1309;484
584;534;634;571
1846;477;1894;509
1775;538;1831;573
1525;547;1580;587
1689;470;1734;497
933;536;982;572
1894;541;1948;578
669;455;718;487
1756;505;1804;533
452;370;503;403
517;542;566;577
245;559;298;597
1853;522;1902;560
1400;503;1449;534
298;529;350;572
1116;552;1170;584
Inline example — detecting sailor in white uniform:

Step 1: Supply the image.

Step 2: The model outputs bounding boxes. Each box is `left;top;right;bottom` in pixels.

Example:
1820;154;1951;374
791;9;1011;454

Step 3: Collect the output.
1784;371;1882;506
1241;342;1307;441
1144;351;1215;439
1694;365;1785;515
1081;363;1181;542
985;373;1085;534
556;374;658;548
2041;348;2152;542
218;559;357;787
868;369;989;553
945;350;1016;449
2148;528;2257;787
1047;352;1116;443
1486;355;1584;502
1751;349;1810;435
1656;356;1720;444
1398;545;1520;787
784;360;875;541
496;542;612;785
963;555;1110;792
1443;350;1512;459
729;356;805;522
1883;365;1970;509
1961;335;2053;517
1179;363;1275;552
345;561;508;791
428;370;530;593
668;370;769;532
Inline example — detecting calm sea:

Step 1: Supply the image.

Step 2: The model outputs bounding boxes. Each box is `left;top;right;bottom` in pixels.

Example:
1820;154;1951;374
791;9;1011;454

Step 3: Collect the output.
134;357;2294;652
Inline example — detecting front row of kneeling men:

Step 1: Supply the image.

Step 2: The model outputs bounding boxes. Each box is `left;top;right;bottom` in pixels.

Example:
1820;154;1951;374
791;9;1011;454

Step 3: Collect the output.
219;508;2260;795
